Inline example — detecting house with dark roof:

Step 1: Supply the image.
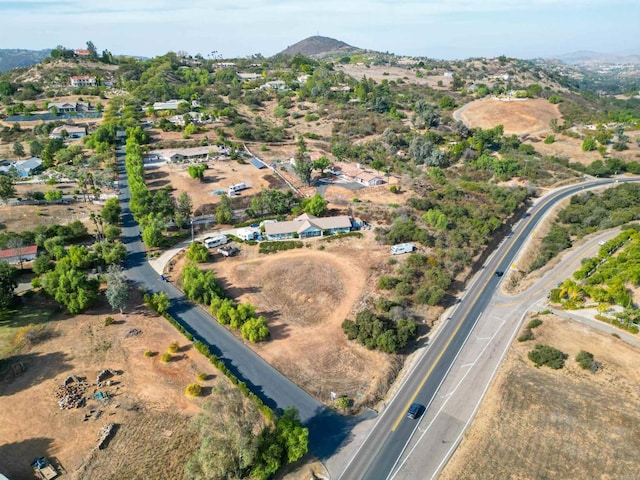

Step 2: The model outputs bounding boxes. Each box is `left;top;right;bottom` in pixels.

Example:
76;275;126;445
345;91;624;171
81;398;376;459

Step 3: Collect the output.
264;213;353;241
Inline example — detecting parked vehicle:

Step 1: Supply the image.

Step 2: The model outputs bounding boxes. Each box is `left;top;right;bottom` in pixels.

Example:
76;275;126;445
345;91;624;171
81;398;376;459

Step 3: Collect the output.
203;235;228;249
228;182;248;195
390;243;416;255
32;457;58;480
217;245;240;257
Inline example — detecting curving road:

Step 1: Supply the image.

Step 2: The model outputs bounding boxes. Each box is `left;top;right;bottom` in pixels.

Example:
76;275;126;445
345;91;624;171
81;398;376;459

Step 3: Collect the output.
337;177;638;479
115;145;350;456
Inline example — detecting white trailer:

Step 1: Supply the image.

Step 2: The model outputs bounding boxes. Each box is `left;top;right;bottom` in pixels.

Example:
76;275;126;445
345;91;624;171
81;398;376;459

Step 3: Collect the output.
228;182;248;195
203;235;228;249
235;228;259;241
390;243;416;255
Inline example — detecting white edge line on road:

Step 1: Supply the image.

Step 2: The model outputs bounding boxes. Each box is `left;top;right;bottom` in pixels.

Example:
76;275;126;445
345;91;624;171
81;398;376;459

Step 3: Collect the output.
429;308;532;479
384;310;486;480
388;317;505;480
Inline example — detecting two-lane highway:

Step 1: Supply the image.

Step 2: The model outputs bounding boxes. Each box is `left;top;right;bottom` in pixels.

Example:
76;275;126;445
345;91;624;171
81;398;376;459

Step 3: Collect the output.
339;178;632;479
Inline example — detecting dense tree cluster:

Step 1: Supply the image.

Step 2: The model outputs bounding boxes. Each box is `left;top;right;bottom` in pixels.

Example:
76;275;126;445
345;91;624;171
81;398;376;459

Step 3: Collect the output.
342;309;418;354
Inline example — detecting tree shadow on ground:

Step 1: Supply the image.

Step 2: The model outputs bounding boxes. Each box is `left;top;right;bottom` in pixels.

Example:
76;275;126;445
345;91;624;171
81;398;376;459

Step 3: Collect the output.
0;351;74;397
0;437;55;479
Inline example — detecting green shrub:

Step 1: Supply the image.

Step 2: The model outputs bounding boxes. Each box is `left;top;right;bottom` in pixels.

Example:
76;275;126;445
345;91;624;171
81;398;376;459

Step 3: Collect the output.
518;328;534;342
543;135;555;144
241;316;270;343
196;372;208;381
575;350;599;371
334;396;353;411
527;318;543;329
144;350;154;357
160;352;172;363
104;316;115;326
168;340;180;353
185;383;203;397
528;344;566;369
258;240;303;254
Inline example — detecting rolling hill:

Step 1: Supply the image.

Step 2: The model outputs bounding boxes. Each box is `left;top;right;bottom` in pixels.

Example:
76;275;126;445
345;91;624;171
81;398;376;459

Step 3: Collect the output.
0;48;51;72
276;35;355;58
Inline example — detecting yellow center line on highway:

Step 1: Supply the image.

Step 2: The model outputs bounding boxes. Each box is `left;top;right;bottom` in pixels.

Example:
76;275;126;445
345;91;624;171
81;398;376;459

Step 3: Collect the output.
390;203;539;432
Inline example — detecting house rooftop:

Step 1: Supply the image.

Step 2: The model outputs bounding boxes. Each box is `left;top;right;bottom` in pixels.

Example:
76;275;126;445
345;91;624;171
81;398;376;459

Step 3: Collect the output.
0;245;37;260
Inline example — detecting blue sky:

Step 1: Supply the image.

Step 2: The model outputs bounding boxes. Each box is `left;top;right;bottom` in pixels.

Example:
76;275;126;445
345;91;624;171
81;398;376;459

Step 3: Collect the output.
0;0;638;59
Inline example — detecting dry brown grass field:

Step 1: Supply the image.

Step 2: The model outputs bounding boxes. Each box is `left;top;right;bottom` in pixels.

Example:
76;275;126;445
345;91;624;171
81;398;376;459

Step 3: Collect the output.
0;292;226;479
456;98;561;135
440;313;640;480
170;231;404;408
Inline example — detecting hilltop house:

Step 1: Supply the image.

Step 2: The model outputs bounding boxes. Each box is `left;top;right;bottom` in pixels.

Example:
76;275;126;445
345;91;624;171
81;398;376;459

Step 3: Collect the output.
332;162;384;187
264;213;353;241
70;76;97;87
49;125;87;139
0;245;38;265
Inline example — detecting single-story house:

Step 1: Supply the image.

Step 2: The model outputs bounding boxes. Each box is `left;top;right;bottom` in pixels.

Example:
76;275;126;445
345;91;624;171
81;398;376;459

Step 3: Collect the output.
152;99;200;111
74;49;91;57
0;245;38;265
151;146;212;163
332;162;384;187
70;76;97;87
50;125;87;139
264;213;352;241
237;72;261;81
48;102;92;113
260;80;288;91
168;112;206;126
0;157;43;178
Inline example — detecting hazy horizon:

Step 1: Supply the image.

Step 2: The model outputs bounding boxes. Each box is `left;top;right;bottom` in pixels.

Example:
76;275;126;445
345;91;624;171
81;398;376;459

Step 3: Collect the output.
0;0;638;60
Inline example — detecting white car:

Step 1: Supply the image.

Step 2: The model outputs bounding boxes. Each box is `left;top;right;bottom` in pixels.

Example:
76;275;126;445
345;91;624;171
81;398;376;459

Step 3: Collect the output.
598;240;606;246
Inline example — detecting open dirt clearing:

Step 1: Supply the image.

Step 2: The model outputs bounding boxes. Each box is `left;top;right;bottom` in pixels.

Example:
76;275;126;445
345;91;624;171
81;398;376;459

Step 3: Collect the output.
0;202;102;234
338;64;452;89
172;231;399;407
147;158;285;217
440;313;640;480
456;98;561;135
0;293;223;479
524;133;602;164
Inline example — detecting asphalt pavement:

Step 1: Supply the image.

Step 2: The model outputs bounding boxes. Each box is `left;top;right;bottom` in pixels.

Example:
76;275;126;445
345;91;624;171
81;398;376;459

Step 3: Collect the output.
336;177;638;480
115;146;351;457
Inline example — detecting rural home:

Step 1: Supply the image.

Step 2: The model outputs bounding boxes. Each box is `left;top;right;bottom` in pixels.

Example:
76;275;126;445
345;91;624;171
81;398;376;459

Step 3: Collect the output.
168;112;206;126
153;99;200;111
48;102;92;113
332;162;384;186
70;76;97;87
0;157;44;178
264;213;353;241
49;125;87;139
260;80;288;91
0;245;38;265
237;72;261;81
74;49;91;57
150;146;219;163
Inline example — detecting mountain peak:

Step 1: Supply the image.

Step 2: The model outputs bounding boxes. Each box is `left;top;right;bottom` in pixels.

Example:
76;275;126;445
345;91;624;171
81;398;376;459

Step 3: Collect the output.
276;36;354;58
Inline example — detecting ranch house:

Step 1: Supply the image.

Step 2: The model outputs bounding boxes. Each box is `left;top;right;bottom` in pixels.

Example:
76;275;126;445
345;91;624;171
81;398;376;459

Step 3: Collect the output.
264;213;353;241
